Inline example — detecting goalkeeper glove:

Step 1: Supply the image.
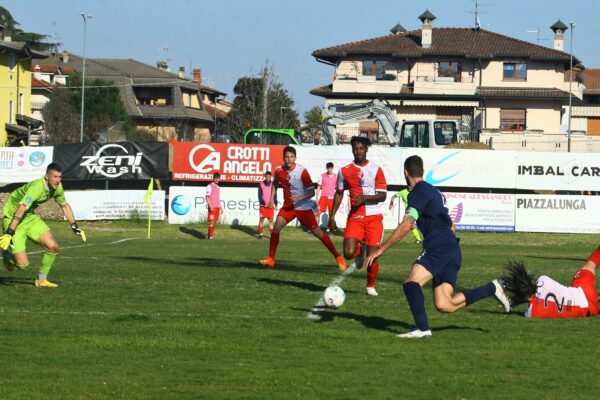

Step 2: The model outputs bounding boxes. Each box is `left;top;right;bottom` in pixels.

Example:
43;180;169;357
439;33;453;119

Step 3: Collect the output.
0;228;15;251
71;223;87;243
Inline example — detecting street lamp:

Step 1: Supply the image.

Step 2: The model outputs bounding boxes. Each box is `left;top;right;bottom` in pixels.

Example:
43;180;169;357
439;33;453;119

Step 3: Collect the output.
567;22;574;153
80;13;92;143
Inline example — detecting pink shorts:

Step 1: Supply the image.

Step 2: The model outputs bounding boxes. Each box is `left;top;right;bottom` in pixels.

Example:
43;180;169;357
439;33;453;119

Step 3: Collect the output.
260;206;275;219
318;197;334;213
277;207;318;229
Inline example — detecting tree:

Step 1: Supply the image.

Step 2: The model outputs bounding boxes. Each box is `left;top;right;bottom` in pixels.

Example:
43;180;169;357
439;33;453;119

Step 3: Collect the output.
41;88;80;144
304;106;324;130
0;7;61;52
224;67;300;139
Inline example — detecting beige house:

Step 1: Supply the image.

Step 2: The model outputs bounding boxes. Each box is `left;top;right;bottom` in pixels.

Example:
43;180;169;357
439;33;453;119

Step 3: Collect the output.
311;10;583;146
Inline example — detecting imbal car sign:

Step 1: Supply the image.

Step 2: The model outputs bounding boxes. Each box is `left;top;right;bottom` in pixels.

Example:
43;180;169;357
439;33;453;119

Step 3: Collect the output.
172;142;284;183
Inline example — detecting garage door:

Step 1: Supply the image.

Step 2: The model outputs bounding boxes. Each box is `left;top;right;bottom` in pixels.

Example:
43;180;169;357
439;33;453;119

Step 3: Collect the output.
588;118;600;135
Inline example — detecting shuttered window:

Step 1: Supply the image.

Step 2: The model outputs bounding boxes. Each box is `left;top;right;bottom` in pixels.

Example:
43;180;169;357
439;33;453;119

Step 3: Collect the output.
500;109;526;131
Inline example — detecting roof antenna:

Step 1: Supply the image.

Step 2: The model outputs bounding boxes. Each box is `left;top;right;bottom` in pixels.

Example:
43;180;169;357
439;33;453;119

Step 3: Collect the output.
470;0;491;30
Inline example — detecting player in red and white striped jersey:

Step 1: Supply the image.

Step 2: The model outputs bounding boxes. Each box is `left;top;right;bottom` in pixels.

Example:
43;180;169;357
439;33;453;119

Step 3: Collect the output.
501;247;600;318
329;136;387;296
258;146;346;271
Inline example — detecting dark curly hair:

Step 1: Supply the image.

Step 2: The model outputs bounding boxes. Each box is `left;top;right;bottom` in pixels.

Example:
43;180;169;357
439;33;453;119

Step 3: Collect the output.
500;261;538;306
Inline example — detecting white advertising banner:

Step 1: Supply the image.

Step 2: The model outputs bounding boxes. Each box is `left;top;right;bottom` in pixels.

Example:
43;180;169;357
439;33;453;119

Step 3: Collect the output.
169;186;400;229
0;147;54;185
65;190;165;220
515;195;600;233
444;192;515;232
515;152;600;191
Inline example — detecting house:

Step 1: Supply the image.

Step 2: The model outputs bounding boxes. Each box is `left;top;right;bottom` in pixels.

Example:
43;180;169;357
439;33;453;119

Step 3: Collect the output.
33;52;227;142
0;29;46;146
569;68;600;135
311;10;584;148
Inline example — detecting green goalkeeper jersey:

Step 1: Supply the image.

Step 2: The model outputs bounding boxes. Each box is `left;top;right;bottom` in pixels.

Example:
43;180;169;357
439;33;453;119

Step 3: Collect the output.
3;177;66;218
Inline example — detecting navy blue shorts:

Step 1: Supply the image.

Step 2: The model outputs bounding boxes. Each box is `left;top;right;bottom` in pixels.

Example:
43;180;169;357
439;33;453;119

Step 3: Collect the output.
414;247;462;289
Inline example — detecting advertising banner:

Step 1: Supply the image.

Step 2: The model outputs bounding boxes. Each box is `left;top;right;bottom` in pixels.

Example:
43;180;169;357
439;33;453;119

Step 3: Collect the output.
172;142;284;183
54;142;169;180
515;195;600;233
515;152;600;191
65;190;165;220
0;146;53;185
169;185;400;229
444;192;516;232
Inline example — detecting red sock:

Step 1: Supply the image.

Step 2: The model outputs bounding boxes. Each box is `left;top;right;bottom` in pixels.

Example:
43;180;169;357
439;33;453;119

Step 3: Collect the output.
367;261;379;288
353;242;362;258
258;225;264;235
320;233;340;258
208;226;214;238
588;248;600;266
269;232;280;259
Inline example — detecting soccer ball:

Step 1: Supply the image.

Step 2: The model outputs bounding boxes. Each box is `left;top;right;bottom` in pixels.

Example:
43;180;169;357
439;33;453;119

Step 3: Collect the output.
323;286;345;309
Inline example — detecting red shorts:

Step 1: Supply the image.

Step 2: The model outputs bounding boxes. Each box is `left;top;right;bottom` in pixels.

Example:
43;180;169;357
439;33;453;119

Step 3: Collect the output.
571;268;599;316
318;197;334;213
277;207;318;229
208;207;221;223
344;214;384;247
260;206;275;219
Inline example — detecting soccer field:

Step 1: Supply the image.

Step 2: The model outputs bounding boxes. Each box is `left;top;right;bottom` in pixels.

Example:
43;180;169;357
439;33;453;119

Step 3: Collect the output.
0;221;597;399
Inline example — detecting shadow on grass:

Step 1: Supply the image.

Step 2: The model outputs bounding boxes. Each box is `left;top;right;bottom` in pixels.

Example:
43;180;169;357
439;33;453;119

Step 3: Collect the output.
524;255;586;263
256;277;325;292
0;276;40;286
294;308;488;334
179;227;206;240
230;224;259;238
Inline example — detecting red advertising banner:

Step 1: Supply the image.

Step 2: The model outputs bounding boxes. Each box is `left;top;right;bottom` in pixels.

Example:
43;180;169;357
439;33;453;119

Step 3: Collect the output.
172;142;285;182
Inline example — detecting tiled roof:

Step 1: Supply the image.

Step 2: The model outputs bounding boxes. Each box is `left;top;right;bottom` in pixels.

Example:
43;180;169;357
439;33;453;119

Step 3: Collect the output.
33;63;73;74
203;103;227;119
476;87;570;98
313;28;580;64
309;84;333;96
31;77;54;89
583;69;600;94
0;41;47;58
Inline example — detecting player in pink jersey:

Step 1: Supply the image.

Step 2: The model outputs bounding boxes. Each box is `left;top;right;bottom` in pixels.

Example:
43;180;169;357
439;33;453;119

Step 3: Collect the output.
257;171;277;238
259;146;346;271
316;162;337;234
329;136;387;296
501;247;600;318
205;172;221;240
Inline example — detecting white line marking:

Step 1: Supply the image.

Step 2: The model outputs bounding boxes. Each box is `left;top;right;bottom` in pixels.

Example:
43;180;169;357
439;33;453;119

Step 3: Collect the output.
307;264;356;320
27;238;137;255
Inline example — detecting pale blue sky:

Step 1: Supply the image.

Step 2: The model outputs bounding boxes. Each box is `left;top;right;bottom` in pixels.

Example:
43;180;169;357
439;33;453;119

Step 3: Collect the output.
6;0;600;119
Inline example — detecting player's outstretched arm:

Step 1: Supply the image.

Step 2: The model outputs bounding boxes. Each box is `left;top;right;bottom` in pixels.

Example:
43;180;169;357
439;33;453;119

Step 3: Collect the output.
61;203;86;243
365;215;414;267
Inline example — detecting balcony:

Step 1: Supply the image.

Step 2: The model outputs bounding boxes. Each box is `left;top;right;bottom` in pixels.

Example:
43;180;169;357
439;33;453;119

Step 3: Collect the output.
332;73;404;94
412;75;477;96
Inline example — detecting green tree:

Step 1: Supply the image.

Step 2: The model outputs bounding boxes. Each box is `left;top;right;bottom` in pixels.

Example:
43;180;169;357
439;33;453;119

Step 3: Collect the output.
304;106;324;129
41;88;80;144
0;7;60;52
224;67;300;140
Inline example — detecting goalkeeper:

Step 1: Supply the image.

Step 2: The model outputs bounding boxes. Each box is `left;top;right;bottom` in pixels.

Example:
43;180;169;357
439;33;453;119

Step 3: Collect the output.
1;163;86;288
388;187;423;243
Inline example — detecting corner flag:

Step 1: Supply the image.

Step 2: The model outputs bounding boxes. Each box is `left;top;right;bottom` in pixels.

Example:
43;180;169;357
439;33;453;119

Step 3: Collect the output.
144;178;154;238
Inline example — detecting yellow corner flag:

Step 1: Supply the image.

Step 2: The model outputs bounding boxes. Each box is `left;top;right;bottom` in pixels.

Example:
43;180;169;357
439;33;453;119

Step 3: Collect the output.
144;178;154;238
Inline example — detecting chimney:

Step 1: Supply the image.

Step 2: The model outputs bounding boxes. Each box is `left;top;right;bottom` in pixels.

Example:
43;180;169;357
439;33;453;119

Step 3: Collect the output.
550;19;568;51
390;23;407;35
33;64;42;80
192;68;202;85
3;30;11;42
418;9;436;49
178;66;185;79
156;61;168;71
61;50;69;64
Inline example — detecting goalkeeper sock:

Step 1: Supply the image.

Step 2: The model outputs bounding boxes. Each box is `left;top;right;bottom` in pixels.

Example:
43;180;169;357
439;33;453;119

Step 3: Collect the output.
588;248;600;267
268;232;280;259
39;251;58;276
464;282;495;306
367;261;379;288
403;281;429;331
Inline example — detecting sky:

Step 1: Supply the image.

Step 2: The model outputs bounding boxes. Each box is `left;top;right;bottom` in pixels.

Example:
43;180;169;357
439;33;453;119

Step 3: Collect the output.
5;0;600;120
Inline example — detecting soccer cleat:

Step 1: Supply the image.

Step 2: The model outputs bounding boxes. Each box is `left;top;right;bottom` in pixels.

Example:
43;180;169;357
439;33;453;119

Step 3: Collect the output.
335;255;347;272
34;279;58;288
366;286;378;296
354;241;367;269
492;278;511;313
259;257;275;268
397;329;432;339
2;250;14;272
415;240;422;244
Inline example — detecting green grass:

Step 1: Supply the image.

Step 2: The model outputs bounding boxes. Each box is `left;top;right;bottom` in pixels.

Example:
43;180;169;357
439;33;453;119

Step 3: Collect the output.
0;221;598;399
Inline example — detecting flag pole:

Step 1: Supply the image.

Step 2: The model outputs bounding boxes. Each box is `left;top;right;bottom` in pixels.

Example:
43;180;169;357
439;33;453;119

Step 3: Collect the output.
144;178;154;239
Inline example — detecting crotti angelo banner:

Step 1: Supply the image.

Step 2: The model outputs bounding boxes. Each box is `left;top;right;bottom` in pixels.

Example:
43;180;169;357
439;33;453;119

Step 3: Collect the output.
54;142;168;180
172;142;284;182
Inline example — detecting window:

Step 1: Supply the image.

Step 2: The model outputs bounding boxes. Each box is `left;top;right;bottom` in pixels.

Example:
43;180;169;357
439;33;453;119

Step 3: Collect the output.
400;122;429;148
500;109;526;131
433;122;457;145
8;53;16;73
8;101;13;123
438;62;462;82
362;61;387;79
503;63;527;80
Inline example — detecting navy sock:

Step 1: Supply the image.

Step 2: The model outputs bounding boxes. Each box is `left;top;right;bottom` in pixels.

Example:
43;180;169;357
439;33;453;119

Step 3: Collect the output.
463;282;495;306
403;281;429;331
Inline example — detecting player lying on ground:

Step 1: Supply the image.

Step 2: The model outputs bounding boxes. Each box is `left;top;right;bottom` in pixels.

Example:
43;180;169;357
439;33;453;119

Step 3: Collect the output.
501;247;600;318
259;146;346;271
1;163;86;288
365;155;510;338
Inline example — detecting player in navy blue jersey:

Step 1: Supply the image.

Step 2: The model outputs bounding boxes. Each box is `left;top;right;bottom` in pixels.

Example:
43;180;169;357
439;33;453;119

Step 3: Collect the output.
365;155;510;338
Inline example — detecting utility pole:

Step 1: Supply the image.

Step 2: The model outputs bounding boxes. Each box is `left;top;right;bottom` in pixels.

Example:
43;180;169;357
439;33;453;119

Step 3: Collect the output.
80;13;92;143
261;67;269;127
567;22;575;153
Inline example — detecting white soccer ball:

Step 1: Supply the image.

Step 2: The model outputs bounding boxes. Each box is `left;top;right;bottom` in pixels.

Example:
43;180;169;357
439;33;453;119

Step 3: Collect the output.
323;286;346;309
